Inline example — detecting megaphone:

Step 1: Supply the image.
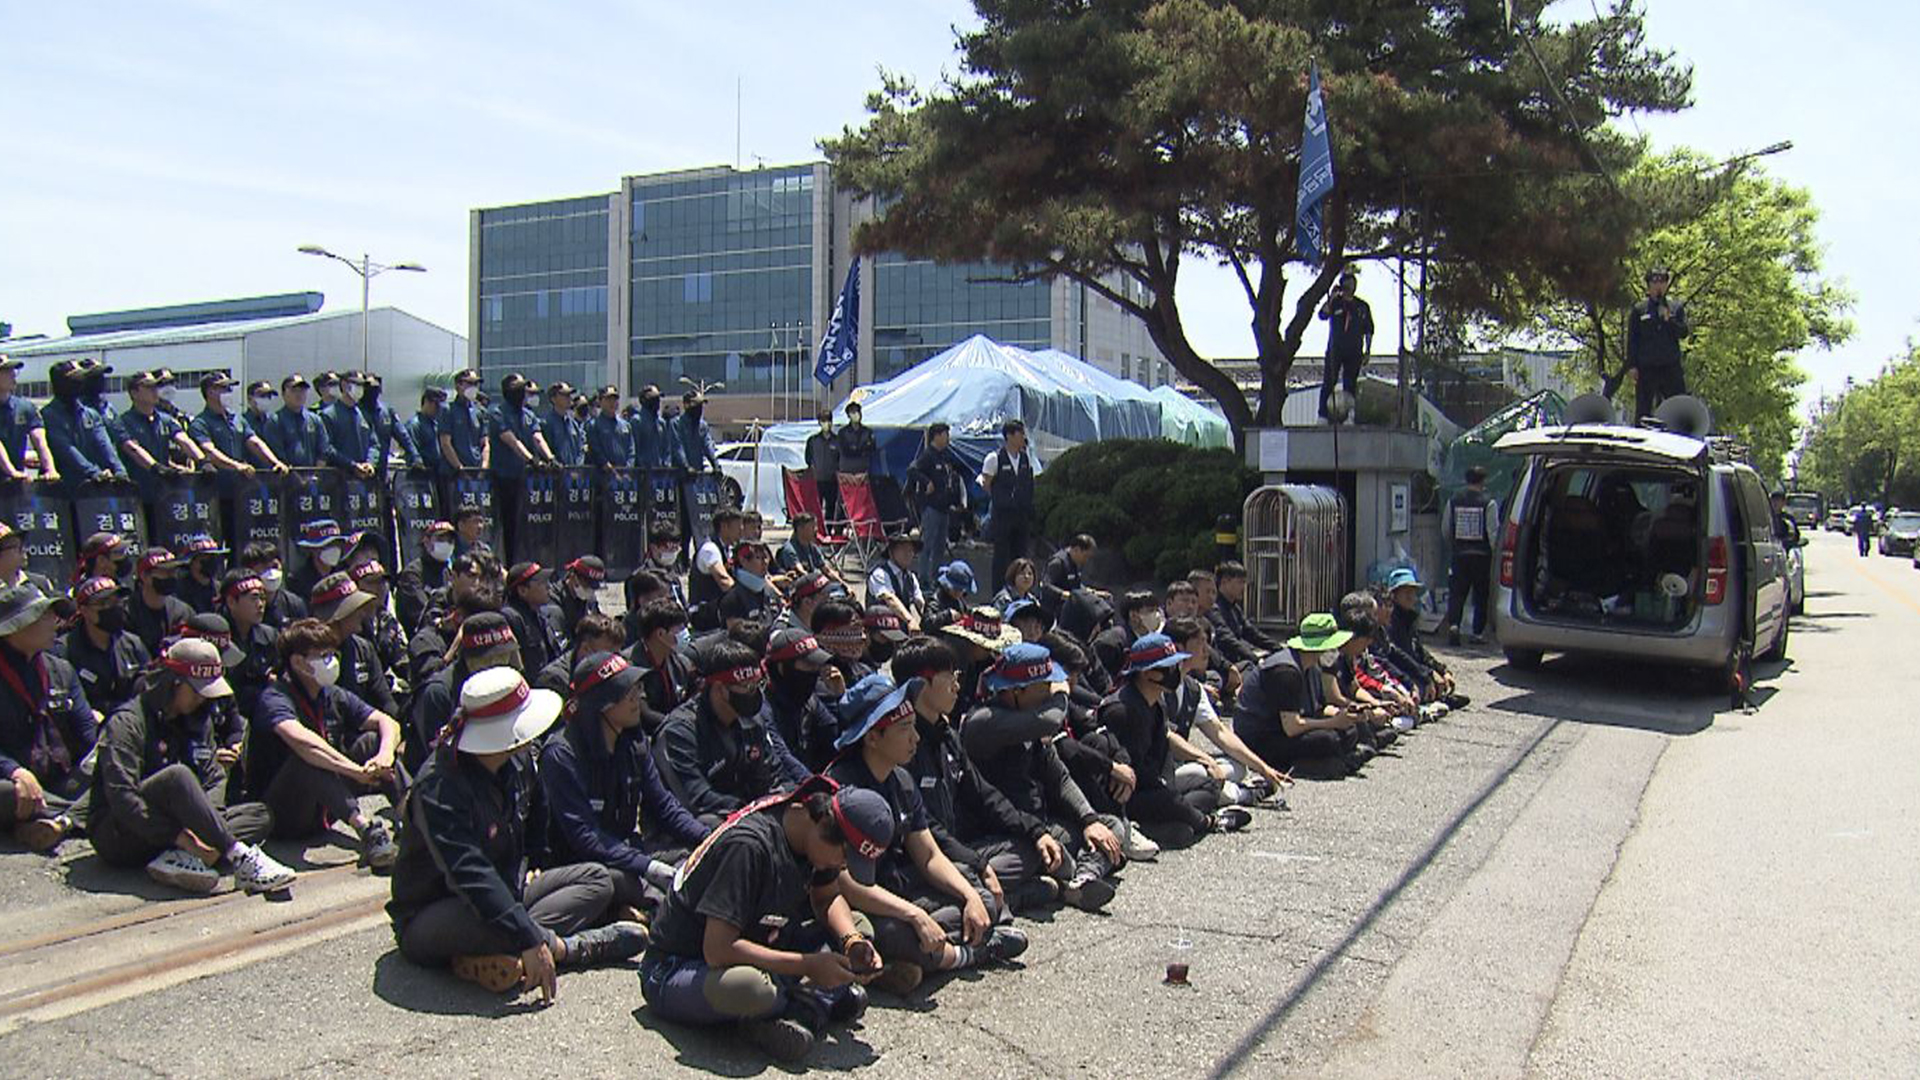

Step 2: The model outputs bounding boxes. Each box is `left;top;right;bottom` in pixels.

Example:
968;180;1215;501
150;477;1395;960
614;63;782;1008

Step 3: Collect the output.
1564;393;1618;426
1653;395;1713;438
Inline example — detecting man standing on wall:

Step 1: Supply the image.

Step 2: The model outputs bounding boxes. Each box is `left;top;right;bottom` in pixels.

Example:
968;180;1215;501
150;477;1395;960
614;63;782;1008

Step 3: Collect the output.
1317;267;1373;425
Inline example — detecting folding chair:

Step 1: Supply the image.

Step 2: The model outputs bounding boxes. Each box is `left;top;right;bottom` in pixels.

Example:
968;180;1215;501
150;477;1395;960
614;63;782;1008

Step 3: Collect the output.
835;472;887;573
781;469;849;563
868;473;915;538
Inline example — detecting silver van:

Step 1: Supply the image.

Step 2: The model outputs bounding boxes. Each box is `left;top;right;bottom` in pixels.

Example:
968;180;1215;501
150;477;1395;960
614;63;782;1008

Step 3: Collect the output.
1489;421;1790;695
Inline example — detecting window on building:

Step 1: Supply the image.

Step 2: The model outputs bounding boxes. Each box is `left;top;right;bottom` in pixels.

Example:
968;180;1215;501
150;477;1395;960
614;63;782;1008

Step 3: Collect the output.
1120;353;1131;382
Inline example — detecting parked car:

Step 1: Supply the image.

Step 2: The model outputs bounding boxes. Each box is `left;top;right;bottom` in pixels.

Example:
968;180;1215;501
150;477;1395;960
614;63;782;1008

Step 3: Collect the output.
715;440;805;525
1878;509;1920;557
1825;508;1850;532
1490;420;1791;696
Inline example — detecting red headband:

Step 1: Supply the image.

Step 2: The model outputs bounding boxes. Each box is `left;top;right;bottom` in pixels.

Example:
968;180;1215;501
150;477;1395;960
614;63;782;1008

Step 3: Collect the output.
961;612;1002;636
832;792;886;862
462;624;516;651
708;663;765;687
573;653;631;694
767;635;823;664
161;656;222;681
465;678;530;719
221;575;265;600
864;611;904;631
995;658;1053;683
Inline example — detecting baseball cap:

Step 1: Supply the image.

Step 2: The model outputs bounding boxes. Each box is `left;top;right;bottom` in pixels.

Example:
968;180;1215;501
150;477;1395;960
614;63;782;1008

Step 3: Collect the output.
176;534;227;559
158;638;233;699
507;562;550;590
935;561;977;595
127;371;161;390
137;547;184;576
1385;567;1422;591
315;371;340;389
0;355;22;373
985;642;1065;693
767;628;832;668
181;612;247;668
246;380;278;399
458;612;518;656
294;520;344;549
453;369;482;386
830;785;896;887
81;532;132;562
862;605;909;644
309;572;375;624
422;385;448;403
564;555;605;583
281;373;311;391
596;385;620;400
570;650;644;703
200;372;237;392
547;381;575;398
75;576;127;605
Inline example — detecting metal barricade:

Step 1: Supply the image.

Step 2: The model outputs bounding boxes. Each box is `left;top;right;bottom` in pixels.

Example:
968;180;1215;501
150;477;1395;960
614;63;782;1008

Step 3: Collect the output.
1243;484;1347;636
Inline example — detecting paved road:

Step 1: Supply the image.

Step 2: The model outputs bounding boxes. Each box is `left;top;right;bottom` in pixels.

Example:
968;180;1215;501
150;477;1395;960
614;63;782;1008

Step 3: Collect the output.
1;533;1911;1077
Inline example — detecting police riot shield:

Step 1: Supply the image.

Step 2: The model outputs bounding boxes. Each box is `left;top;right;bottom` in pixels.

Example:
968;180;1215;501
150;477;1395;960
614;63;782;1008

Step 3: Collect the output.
599;468;649;577
646;470;681;540
682;471;722;551
447;469;500;556
520;466;561;569
149;472;223;552
233;474;284;561
0;486;73;584
390;470;440;573
72;484;146;556
335;473;390;562
553;465;597;566
280;469;341;553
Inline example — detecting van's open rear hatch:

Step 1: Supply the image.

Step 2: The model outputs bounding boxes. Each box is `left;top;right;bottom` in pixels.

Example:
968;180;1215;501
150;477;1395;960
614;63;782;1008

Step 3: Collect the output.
1496;424;1709;469
1517;460;1705;631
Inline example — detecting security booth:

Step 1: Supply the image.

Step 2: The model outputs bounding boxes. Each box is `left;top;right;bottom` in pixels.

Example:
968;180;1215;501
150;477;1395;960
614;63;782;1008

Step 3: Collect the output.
0;487;74;584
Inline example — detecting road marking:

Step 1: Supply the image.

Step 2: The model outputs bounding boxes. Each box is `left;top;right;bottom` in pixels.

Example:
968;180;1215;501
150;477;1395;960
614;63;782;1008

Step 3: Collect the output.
1251;852;1323;863
1848;558;1920;618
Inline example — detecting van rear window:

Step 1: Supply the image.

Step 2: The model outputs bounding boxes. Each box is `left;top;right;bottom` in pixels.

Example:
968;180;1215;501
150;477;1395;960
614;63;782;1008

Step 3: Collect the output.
1524;465;1701;627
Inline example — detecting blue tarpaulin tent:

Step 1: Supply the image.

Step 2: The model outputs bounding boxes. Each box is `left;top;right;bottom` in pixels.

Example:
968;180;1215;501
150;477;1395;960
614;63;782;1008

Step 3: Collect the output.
1149;384;1233;449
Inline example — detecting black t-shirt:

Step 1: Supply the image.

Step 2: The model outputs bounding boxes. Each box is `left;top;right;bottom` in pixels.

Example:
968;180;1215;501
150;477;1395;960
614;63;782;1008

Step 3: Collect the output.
824;755;930;893
647;806;834;960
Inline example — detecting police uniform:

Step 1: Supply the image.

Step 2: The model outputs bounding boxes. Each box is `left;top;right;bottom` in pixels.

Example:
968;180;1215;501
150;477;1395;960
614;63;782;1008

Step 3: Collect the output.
261;405;334;468
322;399;378;470
586;411;632;468
542;405;585;467
42;396;123;496
0;392;45;478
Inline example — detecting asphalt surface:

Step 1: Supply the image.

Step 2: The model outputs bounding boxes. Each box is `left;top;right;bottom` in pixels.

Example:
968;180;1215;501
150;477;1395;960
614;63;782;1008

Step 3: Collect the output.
1;533;1912;1077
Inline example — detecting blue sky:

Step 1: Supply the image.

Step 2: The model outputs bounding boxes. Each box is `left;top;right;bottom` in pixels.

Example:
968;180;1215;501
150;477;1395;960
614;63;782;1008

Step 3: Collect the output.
1;0;1909;413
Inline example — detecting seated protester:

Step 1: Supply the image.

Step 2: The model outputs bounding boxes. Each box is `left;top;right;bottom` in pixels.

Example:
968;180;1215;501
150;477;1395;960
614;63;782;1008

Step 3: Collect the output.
74;531;137;591
764;628;848;773
0;524;55;598
1098;634;1247;849
1162;580;1200;621
0;587;95;853
1383;569;1468;708
621;569;673;648
935;606;1019;723
653;640;809;828
925;561;975;633
176;534;227;615
1319;611;1399;750
1230;613;1375;779
812;600;874;687
410;611;521;769
504;563;566;680
554;556;606;638
245;618;404;867
892;636;1079;914
1334;594;1423;728
826;677;1028;983
1055;589;1117;698
129;547;194;658
309;573;402;722
626;600;695;737
656;634;814;818
639;778;888;1063
88;638;297;893
776;571;838;634
864;530;925;631
718;542;781;632
774;512;843;585
1352;587;1445;723
1091;590;1165;684
688;509;745;633
861;604;910;672
216;570;279;720
992;557;1062;617
288;519;350;612
179;612;250;753
637;523;689;613
394;520;456;633
536;612;624;695
1003;597;1052;645
1162;617;1290;806
1042;535;1107;616
408;578;502;696
388;667;646;998
1041;632;1158;861
725;618;772;657
350;559;410;695
58;576;151;723
538;651;709;915
239;540;304;628
1209;561;1282;666
958;642;1124;911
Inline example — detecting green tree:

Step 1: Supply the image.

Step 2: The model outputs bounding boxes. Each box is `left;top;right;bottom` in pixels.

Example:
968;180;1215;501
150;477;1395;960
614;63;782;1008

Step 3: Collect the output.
823;0;1690;447
1530;151;1853;478
1801;351;1920;504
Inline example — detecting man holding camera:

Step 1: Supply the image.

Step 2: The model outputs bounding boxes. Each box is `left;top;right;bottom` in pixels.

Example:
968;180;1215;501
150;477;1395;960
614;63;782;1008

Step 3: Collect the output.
1626;265;1691;423
1317;268;1373;425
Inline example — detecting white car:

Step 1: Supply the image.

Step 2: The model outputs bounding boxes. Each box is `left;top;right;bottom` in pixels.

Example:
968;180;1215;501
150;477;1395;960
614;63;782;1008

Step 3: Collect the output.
715;441;805;524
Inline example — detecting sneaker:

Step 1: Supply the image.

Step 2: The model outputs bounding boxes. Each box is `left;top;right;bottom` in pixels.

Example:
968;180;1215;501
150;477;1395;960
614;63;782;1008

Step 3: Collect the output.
870;961;923;996
146;848;219;894
1391;713;1418;733
1447;628;1462;646
451;953;524;993
230;843;298;894
360;819;398;869
1061;872;1116;912
742;1016;816;1063
1467;632;1487;645
1212;807;1253;832
559;921;649;968
979;925;1029;964
12;814;70;853
1442;692;1471;709
1120;822;1160;862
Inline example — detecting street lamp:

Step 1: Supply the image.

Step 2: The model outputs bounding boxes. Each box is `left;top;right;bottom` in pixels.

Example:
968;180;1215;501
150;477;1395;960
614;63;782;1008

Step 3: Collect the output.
297;245;426;372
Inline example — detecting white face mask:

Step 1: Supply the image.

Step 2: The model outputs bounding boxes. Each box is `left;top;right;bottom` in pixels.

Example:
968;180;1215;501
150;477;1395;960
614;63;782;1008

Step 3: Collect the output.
342;384;361;404
460;385;478;403
307;654;342;688
427;540;455;563
315;546;343;569
251;395;275;411
259;567;284;595
214;391;233;409
157;386;176;403
319;387;338;403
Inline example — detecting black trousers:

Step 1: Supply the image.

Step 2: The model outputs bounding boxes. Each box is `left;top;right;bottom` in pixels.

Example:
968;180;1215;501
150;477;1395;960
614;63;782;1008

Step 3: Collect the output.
990;517;1032;594
1446;552;1492;635
868;862;1008;969
89;764;273;867
1126;781;1218;850
1319;352;1366;421
1634;364;1687;422
1234;720;1359;775
396;862;616;966
263;730;405;839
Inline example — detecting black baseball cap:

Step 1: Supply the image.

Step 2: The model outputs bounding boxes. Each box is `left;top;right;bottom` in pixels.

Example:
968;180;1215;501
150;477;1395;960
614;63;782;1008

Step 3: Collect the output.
831;786;896;886
246;380;278;398
200;372;237;392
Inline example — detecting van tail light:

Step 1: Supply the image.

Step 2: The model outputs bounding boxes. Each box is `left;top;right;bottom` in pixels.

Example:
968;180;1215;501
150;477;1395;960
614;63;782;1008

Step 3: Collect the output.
1498;523;1518;587
1705;537;1728;606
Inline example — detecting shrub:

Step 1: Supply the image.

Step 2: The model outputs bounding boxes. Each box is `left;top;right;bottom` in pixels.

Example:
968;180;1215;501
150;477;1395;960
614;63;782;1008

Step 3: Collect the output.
1035;440;1259;582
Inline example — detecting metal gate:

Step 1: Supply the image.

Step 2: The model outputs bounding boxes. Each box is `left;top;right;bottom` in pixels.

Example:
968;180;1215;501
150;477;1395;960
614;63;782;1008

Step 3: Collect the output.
1243;484;1347;636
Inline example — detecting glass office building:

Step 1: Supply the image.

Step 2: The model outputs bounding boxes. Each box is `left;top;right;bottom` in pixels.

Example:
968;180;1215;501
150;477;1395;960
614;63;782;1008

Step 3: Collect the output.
872;257;1051;381
473;193;610;393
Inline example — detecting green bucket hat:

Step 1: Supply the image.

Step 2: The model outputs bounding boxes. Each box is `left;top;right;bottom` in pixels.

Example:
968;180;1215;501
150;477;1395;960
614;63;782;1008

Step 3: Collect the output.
1286;612;1353;652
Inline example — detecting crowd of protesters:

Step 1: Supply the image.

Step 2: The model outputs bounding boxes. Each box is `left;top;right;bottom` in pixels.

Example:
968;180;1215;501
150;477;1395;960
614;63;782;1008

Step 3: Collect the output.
0;361;1474;1064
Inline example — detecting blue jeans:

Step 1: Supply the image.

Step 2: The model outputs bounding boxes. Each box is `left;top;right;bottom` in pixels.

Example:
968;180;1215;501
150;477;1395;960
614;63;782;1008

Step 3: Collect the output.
918;507;950;588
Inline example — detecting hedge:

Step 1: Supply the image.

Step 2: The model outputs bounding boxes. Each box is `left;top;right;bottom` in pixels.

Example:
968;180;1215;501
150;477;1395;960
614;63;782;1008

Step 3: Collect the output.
1034;440;1261;582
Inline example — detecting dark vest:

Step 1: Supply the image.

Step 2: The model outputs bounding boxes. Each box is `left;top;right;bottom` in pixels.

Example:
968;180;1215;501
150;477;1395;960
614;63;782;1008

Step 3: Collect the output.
989;448;1034;516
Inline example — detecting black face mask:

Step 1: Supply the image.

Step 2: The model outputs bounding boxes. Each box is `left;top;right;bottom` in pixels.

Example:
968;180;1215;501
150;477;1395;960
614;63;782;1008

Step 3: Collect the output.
95;606;128;634
773;665;819;703
726;687;764;717
111;557;134;579
642;396;660;413
149;576;178;597
194;558;222;582
1154;667;1182;690
505;388;527;408
687;405;704;419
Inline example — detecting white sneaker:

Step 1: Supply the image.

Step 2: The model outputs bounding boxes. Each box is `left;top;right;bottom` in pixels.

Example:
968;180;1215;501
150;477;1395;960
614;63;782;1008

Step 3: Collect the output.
1392;713;1418;733
1120;820;1160;862
360;819;398;869
147;848;219;894
231;843;298;894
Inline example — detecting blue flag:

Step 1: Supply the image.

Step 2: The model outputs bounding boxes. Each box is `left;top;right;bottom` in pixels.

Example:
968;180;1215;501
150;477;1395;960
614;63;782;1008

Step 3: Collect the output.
1295;63;1335;265
814;257;860;387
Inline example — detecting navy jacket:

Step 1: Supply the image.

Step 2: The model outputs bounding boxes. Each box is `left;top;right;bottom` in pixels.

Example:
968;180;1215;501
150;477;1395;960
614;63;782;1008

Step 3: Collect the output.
387;746;548;951
536;712;707;878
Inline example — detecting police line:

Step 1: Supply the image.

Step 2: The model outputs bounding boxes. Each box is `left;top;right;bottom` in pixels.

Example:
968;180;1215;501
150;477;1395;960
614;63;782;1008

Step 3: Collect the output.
0;467;728;581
